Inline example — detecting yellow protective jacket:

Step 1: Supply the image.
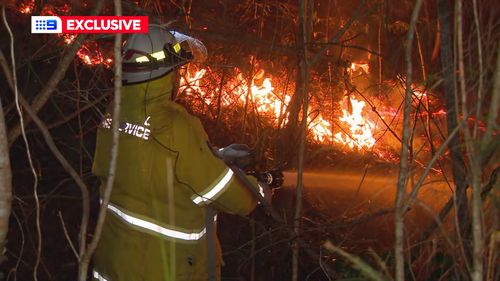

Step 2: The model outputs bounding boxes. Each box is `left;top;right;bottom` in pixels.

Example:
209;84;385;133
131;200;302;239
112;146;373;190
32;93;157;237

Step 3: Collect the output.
92;73;258;281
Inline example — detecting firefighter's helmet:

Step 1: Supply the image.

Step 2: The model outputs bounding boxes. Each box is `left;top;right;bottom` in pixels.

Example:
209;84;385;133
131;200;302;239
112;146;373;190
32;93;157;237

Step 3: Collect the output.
122;24;207;84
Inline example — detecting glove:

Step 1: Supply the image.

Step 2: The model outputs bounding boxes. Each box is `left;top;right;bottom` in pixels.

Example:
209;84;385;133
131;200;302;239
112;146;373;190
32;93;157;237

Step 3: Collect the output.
257;182;273;206
255;169;284;189
215;144;255;170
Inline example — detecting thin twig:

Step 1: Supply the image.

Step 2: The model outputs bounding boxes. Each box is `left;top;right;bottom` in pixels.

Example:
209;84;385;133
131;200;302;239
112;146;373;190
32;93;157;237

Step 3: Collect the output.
402;122;461;214
318;246;333;281
309;0;367;67
78;0;123;279
368;248;394;281
7;211;25;281
293;1;311;280
2;6;41;281
324;241;388;281
471;0;483;139
413;200;454;250
486;231;499;281
395;1;423;280
481;41;500;152
7;1;105;147
0;48;91;265
58;211;79;260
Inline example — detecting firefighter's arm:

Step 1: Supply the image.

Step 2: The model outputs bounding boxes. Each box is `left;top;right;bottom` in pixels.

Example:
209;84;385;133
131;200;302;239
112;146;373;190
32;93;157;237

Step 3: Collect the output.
190;142;261;216
175;113;273;215
210;144;282;212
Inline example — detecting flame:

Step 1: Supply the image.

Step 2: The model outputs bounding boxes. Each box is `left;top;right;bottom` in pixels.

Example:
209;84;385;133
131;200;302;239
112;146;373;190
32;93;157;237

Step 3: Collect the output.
178;66;397;148
179;69;209;102
350;62;370;74
180;67;291;121
333;96;376;150
411;85;428;100
16;0;113;68
61;34;77;45
247;77;290;119
75;43;113;68
13;1;447;163
309;115;333;143
19;1;34;14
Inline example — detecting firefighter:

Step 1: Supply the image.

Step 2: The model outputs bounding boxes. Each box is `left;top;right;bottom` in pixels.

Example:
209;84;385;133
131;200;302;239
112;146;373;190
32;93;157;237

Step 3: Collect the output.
91;25;281;281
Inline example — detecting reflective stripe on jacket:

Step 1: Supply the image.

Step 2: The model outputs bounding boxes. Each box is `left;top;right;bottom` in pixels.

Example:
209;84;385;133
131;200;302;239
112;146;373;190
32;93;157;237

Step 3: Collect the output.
92;72;258;281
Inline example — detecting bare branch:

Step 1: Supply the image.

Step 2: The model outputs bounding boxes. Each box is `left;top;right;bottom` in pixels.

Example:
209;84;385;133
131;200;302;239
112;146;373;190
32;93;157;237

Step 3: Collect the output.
403;123;461;214
0;47;91;265
293;1;311;280
482;42;500;152
395;1;423;281
471;0;484;139
456;1;484;280
2;5;41;280
7;1;105;147
309;0;367;67
324;241;389;281
58;211;79;260
78;0;123;279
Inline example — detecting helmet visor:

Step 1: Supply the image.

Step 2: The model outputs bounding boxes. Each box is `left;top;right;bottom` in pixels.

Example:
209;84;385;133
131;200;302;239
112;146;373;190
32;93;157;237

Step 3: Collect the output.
170;31;207;63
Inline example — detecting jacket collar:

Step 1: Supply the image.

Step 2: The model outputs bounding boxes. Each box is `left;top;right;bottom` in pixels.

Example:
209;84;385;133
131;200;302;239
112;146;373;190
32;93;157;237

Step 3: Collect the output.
120;72;176;115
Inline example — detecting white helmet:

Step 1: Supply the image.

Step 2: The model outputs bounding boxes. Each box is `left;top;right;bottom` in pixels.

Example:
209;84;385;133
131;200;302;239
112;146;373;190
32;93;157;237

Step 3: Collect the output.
122;24;207;84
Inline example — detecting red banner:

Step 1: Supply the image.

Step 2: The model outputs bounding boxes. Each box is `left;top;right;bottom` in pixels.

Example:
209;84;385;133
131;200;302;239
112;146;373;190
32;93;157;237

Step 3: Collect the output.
60;16;148;34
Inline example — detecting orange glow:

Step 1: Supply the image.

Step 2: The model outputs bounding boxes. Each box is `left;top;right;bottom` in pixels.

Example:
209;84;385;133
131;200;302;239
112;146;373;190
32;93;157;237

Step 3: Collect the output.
56;34;112;67
412;86;427;99
180;67;291;121
76;44;113;68
19;2;34;14
20;1;112;68
246;77;290;120
179;67;397;148
350;62;370;74
180;67;339;143
14;3;448;164
309;115;333;143
433;109;446;116
61;34;77;45
179;69;209;101
333;96;376;150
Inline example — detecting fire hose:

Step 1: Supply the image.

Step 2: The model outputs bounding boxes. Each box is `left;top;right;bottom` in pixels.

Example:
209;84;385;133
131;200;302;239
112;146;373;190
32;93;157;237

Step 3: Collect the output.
214;143;283;204
209;144;334;278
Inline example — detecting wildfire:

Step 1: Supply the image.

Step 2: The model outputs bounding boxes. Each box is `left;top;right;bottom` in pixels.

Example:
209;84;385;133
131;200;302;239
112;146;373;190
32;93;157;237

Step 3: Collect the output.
309;115;333;143
179;67;291;121
333;96;376;150
178;66;388;151
350;62;370;74
75;42;113;68
16;1;113;68
242;76;290;120
179;69;209;102
18;1;34;14
13;1;449;165
61;34;77;45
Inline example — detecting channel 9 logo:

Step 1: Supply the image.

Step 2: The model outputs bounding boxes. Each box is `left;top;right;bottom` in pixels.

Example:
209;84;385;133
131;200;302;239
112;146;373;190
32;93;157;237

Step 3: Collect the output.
31;16;148;34
31;16;62;33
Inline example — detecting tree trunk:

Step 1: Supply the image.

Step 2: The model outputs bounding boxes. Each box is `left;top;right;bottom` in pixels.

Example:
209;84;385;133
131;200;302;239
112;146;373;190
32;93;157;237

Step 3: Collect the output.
437;0;470;271
292;1;311;280
0;96;12;265
280;61;304;167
